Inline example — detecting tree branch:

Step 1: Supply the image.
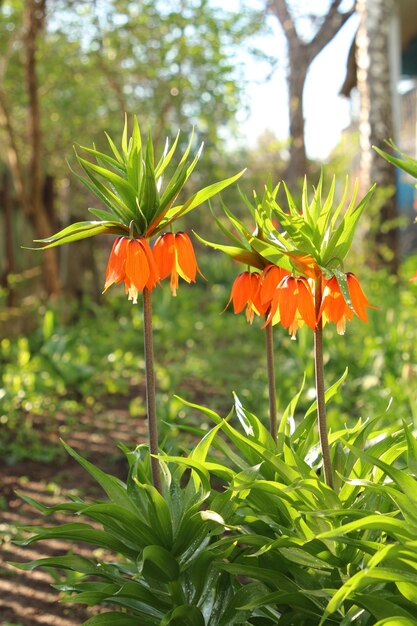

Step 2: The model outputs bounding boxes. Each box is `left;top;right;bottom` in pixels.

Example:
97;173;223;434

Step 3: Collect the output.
268;0;298;44
308;1;355;62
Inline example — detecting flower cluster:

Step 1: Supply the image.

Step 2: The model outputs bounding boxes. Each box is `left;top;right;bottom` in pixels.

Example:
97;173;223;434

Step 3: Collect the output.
104;232;201;302
227;264;374;338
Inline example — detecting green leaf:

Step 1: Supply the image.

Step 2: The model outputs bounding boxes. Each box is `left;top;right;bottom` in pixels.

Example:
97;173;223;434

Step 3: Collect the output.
60;440;140;514
305;367;348;418
30;221;125;249
194;233;265;269
318;514;415;541
84;613;139;626
80;502;158;547
374;142;417;179
77;157;138;211
160;605;205;626
162;169;246;227
142;545;180;583
374;615;416;626
17;522;136;556
10;554;98;575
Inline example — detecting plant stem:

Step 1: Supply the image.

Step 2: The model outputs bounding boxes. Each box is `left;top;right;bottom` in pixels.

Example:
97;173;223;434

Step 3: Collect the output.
314;277;334;489
142;287;162;494
265;320;277;442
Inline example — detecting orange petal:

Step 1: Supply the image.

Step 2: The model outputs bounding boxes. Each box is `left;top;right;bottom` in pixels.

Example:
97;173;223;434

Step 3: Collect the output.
125;239;150;293
278;276;297;329
296;278;316;330
140;239;159;291
175;232;198;282
261;265;290;305
347;273;371;322
230;272;252;314
153;233;175;280
104;237;128;290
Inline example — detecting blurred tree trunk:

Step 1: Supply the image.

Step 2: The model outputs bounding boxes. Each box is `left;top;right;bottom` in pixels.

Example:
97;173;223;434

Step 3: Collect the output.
24;0;60;296
268;0;355;189
356;0;399;274
1;170;16;307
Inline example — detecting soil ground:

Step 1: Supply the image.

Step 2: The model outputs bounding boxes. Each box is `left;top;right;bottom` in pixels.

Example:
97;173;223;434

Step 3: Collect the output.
0;405;147;626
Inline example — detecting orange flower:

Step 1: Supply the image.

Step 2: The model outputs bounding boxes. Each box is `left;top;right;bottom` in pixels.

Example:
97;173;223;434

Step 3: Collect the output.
260;264;291;309
319;272;374;334
265;275;316;338
153;232;202;296
410;270;417;283
227;271;267;323
103;236;159;303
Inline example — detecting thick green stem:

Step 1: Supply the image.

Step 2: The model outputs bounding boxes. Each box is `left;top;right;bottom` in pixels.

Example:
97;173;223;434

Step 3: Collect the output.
142;287;162;494
265;320;277;442
314;277;334;489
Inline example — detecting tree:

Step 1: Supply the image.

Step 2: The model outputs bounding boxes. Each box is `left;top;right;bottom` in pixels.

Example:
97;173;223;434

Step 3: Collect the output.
0;0;264;298
268;0;355;188
0;0;60;296
356;0;399;273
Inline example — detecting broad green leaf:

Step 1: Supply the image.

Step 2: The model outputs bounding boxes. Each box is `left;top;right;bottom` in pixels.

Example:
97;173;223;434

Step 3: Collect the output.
60;440;139;514
318;514;415;541
81;145;125;174
351;592;417;621
374;142;417;179
162;169;246;225
77;157;138;210
142;544;180;583
31;221;125;249
17;522;136;556
84;613;140;626
194;234;266;270
374;614;416;626
160;605;205;626
80;502;158;547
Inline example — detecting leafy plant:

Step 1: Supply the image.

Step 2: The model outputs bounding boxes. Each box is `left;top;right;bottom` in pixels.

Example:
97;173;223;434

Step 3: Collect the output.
12;392;417;624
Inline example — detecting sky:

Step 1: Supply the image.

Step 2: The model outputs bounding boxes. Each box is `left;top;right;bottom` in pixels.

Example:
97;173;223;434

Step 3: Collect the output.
239;5;360;160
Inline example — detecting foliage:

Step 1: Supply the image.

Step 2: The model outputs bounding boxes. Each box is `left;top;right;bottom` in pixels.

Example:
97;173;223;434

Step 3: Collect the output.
32;116;244;249
12;399;417;624
0;0;262;175
1;254;417;462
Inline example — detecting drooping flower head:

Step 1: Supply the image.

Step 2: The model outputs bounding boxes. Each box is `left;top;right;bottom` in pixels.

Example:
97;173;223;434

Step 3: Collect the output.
319;272;375;334
226;271;267;323
104;236;159;303
260;264;291;310
265;275;316;338
153;232;203;296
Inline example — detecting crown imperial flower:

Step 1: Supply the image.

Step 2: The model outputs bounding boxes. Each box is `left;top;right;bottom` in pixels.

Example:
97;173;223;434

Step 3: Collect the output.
153;232;202;296
260;264;291;309
319;272;374;334
227;271;267;323
104;236;159;303
265;274;316;338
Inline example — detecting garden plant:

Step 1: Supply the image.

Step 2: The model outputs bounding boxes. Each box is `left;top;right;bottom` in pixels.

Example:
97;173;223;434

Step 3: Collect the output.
6;119;417;625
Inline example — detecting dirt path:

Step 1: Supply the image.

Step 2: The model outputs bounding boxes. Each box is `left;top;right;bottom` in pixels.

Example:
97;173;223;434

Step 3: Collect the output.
0;407;147;626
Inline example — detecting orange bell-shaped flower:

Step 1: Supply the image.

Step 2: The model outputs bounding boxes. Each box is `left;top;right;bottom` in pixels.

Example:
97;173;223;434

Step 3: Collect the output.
104;236;159;303
260;264;291;309
265;275;316;338
153;232;202;296
227;271;267;323
319;272;374;334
